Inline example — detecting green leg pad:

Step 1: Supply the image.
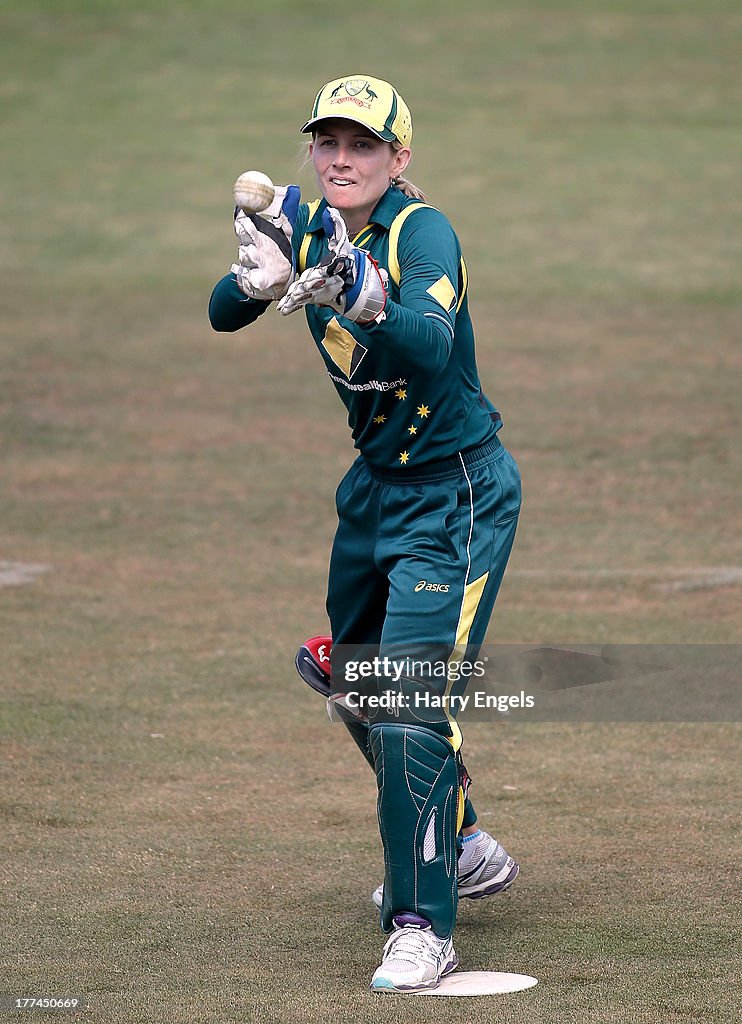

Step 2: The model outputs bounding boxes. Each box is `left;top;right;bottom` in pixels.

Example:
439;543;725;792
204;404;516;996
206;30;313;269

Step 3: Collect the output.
369;723;459;938
339;711;479;825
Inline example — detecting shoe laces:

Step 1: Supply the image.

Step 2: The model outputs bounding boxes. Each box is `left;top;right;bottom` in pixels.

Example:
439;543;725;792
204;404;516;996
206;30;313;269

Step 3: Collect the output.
383;926;443;966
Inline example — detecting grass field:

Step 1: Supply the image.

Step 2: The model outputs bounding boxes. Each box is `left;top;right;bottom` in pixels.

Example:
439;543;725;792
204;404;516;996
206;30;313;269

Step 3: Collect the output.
1;1;740;1021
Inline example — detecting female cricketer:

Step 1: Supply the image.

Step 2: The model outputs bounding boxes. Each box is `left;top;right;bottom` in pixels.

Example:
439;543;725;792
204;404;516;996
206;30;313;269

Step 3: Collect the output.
209;74;522;993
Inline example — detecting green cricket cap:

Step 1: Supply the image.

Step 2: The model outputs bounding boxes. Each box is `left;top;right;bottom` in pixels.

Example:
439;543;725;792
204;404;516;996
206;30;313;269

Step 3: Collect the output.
301;75;413;148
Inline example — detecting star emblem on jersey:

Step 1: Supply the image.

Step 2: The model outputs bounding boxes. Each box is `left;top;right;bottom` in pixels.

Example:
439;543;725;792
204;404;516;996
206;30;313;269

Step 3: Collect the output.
399;451;409;465
417;404;430;417
373;415;387;424
408;425;418;435
395;388;407;400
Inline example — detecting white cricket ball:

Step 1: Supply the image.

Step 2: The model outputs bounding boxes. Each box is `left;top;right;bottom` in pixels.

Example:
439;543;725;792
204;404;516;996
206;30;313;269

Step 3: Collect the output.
233;170;275;214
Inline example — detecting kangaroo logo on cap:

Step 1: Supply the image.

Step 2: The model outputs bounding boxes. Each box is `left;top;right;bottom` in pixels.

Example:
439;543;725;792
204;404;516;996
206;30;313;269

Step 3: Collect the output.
329;79;378;107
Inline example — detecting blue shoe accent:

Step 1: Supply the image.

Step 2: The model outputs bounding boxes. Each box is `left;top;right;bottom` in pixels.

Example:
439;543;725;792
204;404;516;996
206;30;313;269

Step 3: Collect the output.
370;977;396;990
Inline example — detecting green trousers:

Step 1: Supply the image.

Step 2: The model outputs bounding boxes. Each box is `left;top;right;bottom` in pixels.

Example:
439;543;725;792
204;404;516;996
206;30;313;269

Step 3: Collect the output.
326;438;521;936
328;439;520;653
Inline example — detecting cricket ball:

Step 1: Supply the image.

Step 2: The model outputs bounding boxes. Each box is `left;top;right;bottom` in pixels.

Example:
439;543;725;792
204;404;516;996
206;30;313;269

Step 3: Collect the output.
233;170;275;214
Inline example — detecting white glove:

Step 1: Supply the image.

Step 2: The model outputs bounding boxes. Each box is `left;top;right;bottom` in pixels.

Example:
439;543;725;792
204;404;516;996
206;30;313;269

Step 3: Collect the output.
231;184;300;301
275;263;348;316
277;207;388;323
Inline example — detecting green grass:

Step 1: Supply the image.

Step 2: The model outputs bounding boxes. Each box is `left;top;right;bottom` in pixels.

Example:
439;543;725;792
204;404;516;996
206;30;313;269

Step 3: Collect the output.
1;1;740;1021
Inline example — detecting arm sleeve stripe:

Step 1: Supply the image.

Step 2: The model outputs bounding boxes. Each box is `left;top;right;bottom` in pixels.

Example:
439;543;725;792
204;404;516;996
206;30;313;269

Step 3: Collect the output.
457;257;468;312
423;310;455;340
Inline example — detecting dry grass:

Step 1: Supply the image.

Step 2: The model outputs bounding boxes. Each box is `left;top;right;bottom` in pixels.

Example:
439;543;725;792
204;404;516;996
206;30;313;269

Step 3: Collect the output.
1;1;740;1021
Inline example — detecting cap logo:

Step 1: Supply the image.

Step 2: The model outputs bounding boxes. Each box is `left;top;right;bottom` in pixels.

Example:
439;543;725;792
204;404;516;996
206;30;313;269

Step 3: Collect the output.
344;78;368;97
327;79;378;111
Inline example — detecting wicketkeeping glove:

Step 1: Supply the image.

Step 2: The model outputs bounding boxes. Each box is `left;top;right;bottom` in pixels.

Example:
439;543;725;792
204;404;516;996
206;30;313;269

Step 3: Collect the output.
231;184;300;301
276;206;388;324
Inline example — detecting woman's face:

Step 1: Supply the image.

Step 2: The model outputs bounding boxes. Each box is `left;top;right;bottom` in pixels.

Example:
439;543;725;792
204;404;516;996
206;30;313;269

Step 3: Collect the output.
310;119;411;233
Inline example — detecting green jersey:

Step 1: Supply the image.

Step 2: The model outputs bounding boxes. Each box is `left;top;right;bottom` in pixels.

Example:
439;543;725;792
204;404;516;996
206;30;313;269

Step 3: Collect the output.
209;186;501;470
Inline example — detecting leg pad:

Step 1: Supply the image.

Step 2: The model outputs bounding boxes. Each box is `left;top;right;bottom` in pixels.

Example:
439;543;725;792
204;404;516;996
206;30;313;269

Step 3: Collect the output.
370;722;459;938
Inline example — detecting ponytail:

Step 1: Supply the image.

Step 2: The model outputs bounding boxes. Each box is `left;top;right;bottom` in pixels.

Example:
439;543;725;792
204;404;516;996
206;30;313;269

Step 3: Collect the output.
391;141;428;202
391;175;428;202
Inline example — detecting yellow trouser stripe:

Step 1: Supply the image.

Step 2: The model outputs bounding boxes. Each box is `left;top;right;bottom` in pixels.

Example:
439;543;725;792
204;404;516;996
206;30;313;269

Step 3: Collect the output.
455;572;489;651
447;718;463;753
456;785;466;832
444;572;489;748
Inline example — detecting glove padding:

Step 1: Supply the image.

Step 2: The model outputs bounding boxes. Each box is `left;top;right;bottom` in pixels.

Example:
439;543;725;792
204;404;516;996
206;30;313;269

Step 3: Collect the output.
231;184;300;301
277;206;388;323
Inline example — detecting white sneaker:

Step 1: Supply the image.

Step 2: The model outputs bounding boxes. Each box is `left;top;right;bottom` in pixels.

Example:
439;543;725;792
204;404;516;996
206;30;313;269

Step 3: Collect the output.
370;913;459;992
371;830;519;909
457;829;520;899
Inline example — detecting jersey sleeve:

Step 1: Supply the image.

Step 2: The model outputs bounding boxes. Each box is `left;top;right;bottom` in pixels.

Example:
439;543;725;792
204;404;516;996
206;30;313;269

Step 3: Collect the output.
208;274;270;332
360;207;461;372
207;200;311;333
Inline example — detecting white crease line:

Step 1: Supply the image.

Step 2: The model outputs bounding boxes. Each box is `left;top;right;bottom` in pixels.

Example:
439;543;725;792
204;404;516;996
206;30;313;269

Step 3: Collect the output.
510;567;742;590
512;567;742;579
0;561;53;587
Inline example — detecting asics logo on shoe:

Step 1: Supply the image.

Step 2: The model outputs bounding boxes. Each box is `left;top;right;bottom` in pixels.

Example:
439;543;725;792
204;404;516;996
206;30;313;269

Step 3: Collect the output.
457;857;486;883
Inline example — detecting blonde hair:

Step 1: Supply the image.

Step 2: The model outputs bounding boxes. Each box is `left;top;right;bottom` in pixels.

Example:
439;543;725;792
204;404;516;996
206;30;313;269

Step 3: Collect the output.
390;142;428;202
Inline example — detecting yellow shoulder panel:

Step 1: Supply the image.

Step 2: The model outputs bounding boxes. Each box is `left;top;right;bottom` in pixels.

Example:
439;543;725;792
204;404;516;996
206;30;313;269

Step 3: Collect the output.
387;202;434;285
388;204;469;312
